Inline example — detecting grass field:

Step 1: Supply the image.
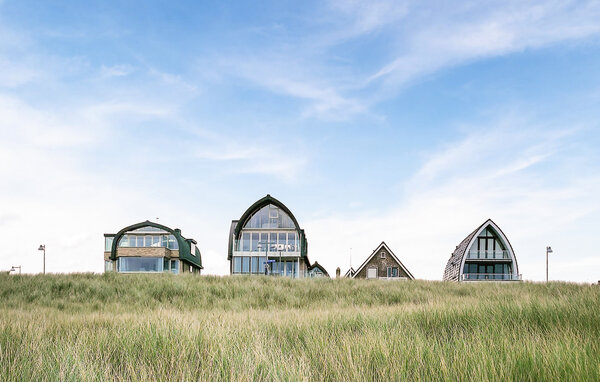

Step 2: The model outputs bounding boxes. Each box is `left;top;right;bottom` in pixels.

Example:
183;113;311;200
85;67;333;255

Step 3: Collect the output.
0;274;598;381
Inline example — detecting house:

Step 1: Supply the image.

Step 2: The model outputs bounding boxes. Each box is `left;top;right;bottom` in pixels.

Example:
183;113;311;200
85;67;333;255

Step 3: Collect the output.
307;262;329;278
227;194;326;277
443;219;521;282
104;221;202;274
349;242;414;280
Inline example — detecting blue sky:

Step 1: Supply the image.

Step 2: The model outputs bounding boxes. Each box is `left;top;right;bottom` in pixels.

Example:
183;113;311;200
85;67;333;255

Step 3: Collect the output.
1;0;600;281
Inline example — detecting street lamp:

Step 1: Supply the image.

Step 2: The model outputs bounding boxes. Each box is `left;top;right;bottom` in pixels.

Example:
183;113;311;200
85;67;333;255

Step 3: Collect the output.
9;266;21;274
38;244;46;274
546;246;553;282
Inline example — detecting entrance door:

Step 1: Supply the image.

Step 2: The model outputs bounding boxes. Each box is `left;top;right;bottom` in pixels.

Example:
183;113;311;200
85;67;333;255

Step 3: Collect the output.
367;268;377;279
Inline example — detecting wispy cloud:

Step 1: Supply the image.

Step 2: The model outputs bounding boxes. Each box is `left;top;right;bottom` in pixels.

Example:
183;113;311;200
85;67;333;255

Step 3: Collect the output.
305;115;600;282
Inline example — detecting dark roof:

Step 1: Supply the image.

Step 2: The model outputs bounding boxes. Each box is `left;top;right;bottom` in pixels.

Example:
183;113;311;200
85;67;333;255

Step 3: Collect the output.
308;261;330;277
108;220;202;268
352;241;415;280
442;219;518;282
343;267;355;278
227;194;308;261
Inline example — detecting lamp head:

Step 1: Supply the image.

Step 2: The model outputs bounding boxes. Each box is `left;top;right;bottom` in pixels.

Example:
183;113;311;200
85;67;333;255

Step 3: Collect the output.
38;244;45;251
547;246;553;253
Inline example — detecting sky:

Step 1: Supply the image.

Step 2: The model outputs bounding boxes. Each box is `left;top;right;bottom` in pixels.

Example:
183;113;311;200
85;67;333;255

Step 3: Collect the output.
1;0;600;282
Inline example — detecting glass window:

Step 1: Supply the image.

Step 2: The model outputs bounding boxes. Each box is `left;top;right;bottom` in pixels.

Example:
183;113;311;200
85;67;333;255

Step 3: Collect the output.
242;233;250;251
243;204;296;229
287;233;296;252
251;257;259;273
119;235;129;247
171;259;179;274
233;257;241;273
145;236;152;247
117;257;163;272
258;257;267;274
242;257;250;273
251;233;259;252
167;235;178;250
279;233;286;251
269;233;278;252
104;260;113;272
260;233;269;252
105;237;114;251
136;236;143;247
286;261;293;276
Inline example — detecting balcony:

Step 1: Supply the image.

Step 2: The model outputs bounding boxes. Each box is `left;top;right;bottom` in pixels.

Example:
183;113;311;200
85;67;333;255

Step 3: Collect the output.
461;273;522;281
233;240;301;257
466;251;511;260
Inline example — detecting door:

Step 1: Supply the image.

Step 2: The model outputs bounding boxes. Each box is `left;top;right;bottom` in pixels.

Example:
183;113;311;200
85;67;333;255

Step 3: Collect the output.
367;268;377;279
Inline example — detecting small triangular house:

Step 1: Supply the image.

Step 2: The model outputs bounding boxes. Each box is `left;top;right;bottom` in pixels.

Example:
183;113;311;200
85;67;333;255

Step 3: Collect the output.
350;242;414;280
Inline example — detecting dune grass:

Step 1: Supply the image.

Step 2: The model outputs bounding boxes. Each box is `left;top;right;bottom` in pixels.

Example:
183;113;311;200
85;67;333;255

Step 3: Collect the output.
0;273;598;381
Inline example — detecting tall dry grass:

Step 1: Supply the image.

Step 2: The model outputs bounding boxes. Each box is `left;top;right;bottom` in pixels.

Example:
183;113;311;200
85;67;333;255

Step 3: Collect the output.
0;273;598;381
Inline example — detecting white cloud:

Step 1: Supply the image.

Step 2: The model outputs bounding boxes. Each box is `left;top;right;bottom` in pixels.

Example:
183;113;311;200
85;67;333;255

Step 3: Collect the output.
304;117;600;282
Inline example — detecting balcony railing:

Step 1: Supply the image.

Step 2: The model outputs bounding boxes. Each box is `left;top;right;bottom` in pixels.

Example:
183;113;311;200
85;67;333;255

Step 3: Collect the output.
461;273;522;281
233;240;301;256
466;251;510;260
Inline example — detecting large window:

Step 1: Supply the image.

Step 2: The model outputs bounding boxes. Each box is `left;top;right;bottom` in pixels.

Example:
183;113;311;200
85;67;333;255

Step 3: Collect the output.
105;237;114;251
117;257;164;272
243;204;296;229
387;267;398;277
235;231;299;253
118;234;178;250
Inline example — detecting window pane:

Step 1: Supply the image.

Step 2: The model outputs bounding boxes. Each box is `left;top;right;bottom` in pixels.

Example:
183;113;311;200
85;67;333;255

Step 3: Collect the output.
287;233;296;252
258;257;267;274
252;233;259;252
286;261;293;276
233;257;241;273
260;233;268;252
118;257;163;272
279;233;286;251
171;259;179;274
269;233;277;252
119;235;129;247
242;233;250;251
105;237;114;251
251;257;259;273
242;257;250;273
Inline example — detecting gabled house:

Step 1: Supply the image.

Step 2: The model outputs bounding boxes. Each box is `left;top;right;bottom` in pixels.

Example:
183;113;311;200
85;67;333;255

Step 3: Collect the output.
350;242;414;280
104;221;203;274
443;219;521;282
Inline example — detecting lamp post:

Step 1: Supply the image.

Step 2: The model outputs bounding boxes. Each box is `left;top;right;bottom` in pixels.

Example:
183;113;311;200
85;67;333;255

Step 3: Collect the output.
546;246;553;282
38;244;46;274
9;266;21;274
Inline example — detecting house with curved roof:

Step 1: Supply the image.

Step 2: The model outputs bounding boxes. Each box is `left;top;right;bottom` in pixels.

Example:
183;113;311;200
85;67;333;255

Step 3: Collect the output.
104;221;202;274
443;219;520;282
227;194;327;278
349;242;414;280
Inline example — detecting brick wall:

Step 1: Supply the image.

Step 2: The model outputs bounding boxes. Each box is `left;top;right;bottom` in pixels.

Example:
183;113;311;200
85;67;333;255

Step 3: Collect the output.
354;247;410;279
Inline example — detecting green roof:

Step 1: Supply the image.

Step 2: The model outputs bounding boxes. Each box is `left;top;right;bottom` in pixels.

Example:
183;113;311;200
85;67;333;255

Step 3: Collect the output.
108;221;202;269
227;194;308;263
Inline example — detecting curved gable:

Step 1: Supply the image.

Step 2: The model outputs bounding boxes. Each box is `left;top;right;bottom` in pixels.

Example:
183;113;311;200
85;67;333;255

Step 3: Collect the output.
110;220;202;269
228;194;308;260
234;194;301;237
443;219;518;281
